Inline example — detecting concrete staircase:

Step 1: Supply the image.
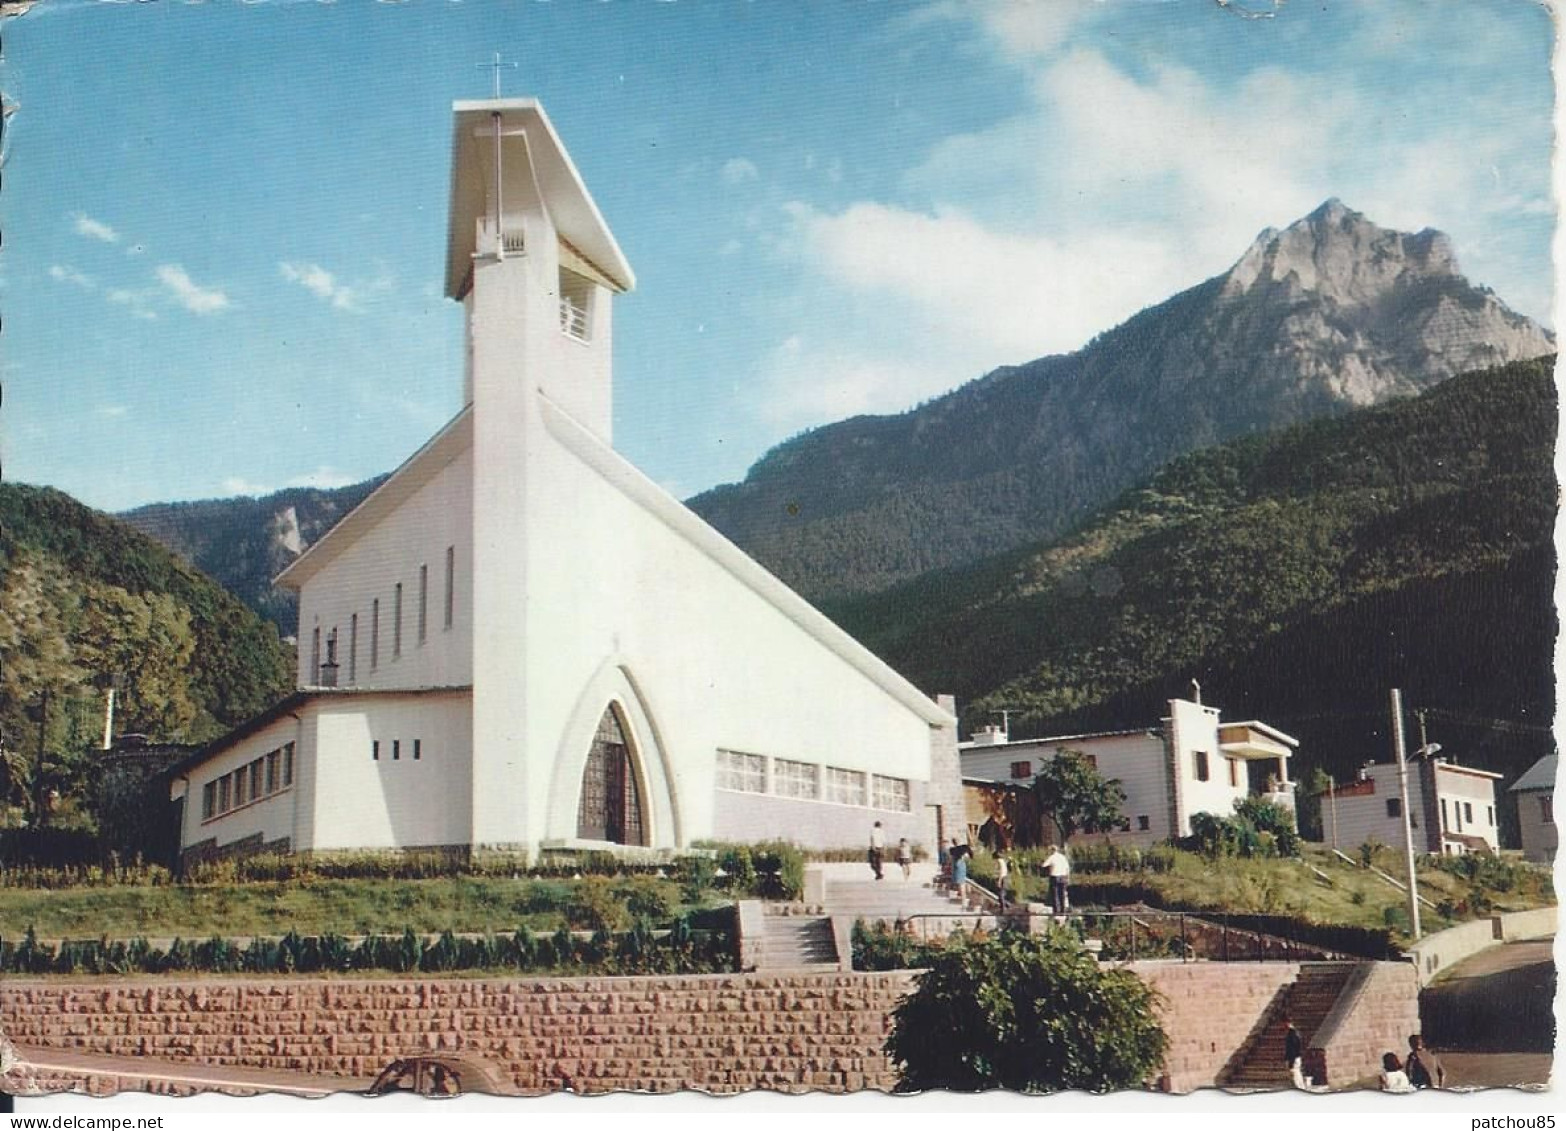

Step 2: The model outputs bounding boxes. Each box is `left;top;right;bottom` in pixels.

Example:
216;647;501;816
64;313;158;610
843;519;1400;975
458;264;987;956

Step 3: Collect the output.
817;862;999;940
1221;963;1357;1090
754;914;839;972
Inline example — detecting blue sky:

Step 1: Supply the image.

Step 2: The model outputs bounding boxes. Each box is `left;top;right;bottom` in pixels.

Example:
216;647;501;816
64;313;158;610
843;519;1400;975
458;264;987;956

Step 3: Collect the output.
2;0;1555;512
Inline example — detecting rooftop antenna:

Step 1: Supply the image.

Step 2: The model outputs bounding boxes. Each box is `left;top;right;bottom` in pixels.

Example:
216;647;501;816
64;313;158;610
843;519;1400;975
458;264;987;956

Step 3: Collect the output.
474;53;519;258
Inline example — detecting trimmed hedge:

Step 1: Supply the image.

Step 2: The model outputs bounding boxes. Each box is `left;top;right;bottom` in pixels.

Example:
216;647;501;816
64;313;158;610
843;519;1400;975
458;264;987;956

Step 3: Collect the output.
0;917;735;977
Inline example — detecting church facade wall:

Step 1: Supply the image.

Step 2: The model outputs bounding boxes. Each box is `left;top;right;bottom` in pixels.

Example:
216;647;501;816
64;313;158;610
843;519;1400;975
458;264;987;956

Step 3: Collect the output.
307;691;473;853
513;409;946;854
296;446;474;692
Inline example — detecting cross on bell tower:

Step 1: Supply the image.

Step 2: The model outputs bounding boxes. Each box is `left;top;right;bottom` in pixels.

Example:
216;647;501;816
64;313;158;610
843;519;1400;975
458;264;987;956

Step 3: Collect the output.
476;52;519;98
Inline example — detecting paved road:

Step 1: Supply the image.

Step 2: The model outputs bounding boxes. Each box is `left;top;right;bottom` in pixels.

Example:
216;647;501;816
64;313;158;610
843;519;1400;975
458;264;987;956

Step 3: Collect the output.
1420;938;1555;1090
5;1044;368;1099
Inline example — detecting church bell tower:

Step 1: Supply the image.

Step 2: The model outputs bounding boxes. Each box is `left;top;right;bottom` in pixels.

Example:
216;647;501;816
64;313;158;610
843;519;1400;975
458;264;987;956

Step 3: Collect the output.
445;97;635;853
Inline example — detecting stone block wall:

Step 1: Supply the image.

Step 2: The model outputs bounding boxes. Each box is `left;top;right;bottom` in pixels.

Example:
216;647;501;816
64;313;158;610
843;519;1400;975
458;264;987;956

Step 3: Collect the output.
2;972;915;1096
3;961;1417;1097
1307;961;1421;1087
1129;962;1299;1092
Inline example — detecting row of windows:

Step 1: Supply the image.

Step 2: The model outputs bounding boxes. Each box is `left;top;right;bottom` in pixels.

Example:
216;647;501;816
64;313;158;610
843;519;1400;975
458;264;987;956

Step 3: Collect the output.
201;743;294;821
1385;797;1496;831
371;738;423;762
715;750;911;812
311;546;457;685
1008;754;1098;780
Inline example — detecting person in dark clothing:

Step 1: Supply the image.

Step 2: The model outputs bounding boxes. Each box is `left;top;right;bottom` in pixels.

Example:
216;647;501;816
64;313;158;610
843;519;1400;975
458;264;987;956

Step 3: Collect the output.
1283;1015;1305;1088
1406;1034;1445;1089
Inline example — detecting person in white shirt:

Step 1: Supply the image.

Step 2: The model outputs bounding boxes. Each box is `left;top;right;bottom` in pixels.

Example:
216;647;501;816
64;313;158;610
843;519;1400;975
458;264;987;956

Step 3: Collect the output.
995;852;1010;910
1379;1052;1415;1093
1042;845;1071;915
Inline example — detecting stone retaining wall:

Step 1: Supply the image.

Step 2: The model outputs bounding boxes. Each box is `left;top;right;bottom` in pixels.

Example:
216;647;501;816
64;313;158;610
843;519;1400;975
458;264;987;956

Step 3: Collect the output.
1307;960;1421;1086
2;961;1416;1097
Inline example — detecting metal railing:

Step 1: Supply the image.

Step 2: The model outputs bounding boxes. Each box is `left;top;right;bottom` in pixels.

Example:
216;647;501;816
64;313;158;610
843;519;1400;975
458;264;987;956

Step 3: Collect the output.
560;298;589;341
887;907;1337;964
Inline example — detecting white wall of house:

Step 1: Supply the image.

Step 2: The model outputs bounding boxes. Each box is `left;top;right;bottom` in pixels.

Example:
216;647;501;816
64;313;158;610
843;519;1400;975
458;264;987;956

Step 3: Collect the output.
961;732;1176;846
307;692;473;852
1168;698;1253;837
1515;789;1557;862
1330;762;1500;855
1435;765;1502;851
295;445;474;692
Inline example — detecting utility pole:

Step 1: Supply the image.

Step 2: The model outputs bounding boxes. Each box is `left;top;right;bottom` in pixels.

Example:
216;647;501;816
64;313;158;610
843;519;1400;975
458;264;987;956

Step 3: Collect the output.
1390;689;1421;939
34;688;48;829
1326;773;1339;850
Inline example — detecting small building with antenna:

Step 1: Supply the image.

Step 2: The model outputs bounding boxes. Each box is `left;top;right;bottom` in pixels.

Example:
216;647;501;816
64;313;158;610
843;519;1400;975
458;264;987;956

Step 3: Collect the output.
167;91;963;866
1323;751;1502;855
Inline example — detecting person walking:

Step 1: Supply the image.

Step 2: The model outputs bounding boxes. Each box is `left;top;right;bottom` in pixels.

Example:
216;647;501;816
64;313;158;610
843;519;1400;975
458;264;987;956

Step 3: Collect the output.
949;838;970;891
1405;1034;1445;1089
995;851;1010;911
1283;1015;1305;1089
896;836;913;881
868;820;886;881
1042;843;1071;915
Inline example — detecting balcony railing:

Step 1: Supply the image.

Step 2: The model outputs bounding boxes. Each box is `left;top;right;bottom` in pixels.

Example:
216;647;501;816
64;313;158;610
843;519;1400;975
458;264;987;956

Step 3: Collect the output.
560;297;589;342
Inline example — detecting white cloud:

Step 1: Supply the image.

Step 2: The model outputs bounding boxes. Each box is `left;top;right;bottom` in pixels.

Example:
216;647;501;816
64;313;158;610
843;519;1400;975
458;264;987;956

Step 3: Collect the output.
72;213;119;243
95;405;129;418
48;264;96;290
754;333;962;432
156;264;231;314
280;260;361;311
220;466;363;499
785;198;1181;361
720;158;760;186
107;288;158;321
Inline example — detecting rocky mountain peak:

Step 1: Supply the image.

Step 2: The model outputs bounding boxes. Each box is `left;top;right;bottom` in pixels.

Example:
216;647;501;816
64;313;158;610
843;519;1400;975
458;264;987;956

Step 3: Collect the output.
1222;198;1459;304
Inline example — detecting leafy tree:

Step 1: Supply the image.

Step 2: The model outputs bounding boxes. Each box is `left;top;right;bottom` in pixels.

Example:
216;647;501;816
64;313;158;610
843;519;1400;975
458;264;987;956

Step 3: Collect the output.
1233;795;1300;856
885;930;1168;1093
1031;749;1126;842
1293;766;1331;842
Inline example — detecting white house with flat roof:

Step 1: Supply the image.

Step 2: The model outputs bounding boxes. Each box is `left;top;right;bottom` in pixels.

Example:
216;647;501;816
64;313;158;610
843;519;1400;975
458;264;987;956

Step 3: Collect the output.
960;696;1297;846
1324;755;1502;856
168;97;962;868
1509;754;1556;863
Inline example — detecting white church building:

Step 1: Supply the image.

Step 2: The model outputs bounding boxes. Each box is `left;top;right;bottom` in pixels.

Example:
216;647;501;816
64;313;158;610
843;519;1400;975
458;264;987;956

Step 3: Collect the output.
169;99;963;867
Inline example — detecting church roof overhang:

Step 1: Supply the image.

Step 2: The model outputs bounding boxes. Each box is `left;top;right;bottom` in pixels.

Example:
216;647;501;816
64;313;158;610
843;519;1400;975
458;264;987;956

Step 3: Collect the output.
274;406;474;591
445;99;635;299
537;392;956;730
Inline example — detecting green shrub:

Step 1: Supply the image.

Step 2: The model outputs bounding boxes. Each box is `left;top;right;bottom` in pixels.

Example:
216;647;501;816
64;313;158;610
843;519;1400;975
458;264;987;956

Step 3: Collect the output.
885;930;1169;1093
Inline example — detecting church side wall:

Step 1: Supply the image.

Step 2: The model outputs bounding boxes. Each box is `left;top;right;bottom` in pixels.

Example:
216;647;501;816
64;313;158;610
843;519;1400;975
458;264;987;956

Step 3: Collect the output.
296;447;474;692
176;715;304;862
308;692;473;852
518;418;942;853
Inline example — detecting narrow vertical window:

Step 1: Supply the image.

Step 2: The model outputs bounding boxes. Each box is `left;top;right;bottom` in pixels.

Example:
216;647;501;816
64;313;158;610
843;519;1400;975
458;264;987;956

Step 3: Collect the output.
283;742;294;786
392;739;401;761
311;627;321;684
418;565;428;643
444;546;455;629
394;583;403;658
349;614;358;684
202;782;216;820
413;739;422;761
372;740;380;761
371;599;380;669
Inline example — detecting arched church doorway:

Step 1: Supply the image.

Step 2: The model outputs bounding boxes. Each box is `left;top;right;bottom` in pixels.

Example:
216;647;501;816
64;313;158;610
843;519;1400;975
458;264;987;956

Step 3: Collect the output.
575;705;647;846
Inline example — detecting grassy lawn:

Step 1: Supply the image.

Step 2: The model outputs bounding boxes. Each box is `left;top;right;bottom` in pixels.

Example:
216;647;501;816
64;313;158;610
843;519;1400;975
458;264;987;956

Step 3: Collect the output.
0;875;726;941
971;843;1553;941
